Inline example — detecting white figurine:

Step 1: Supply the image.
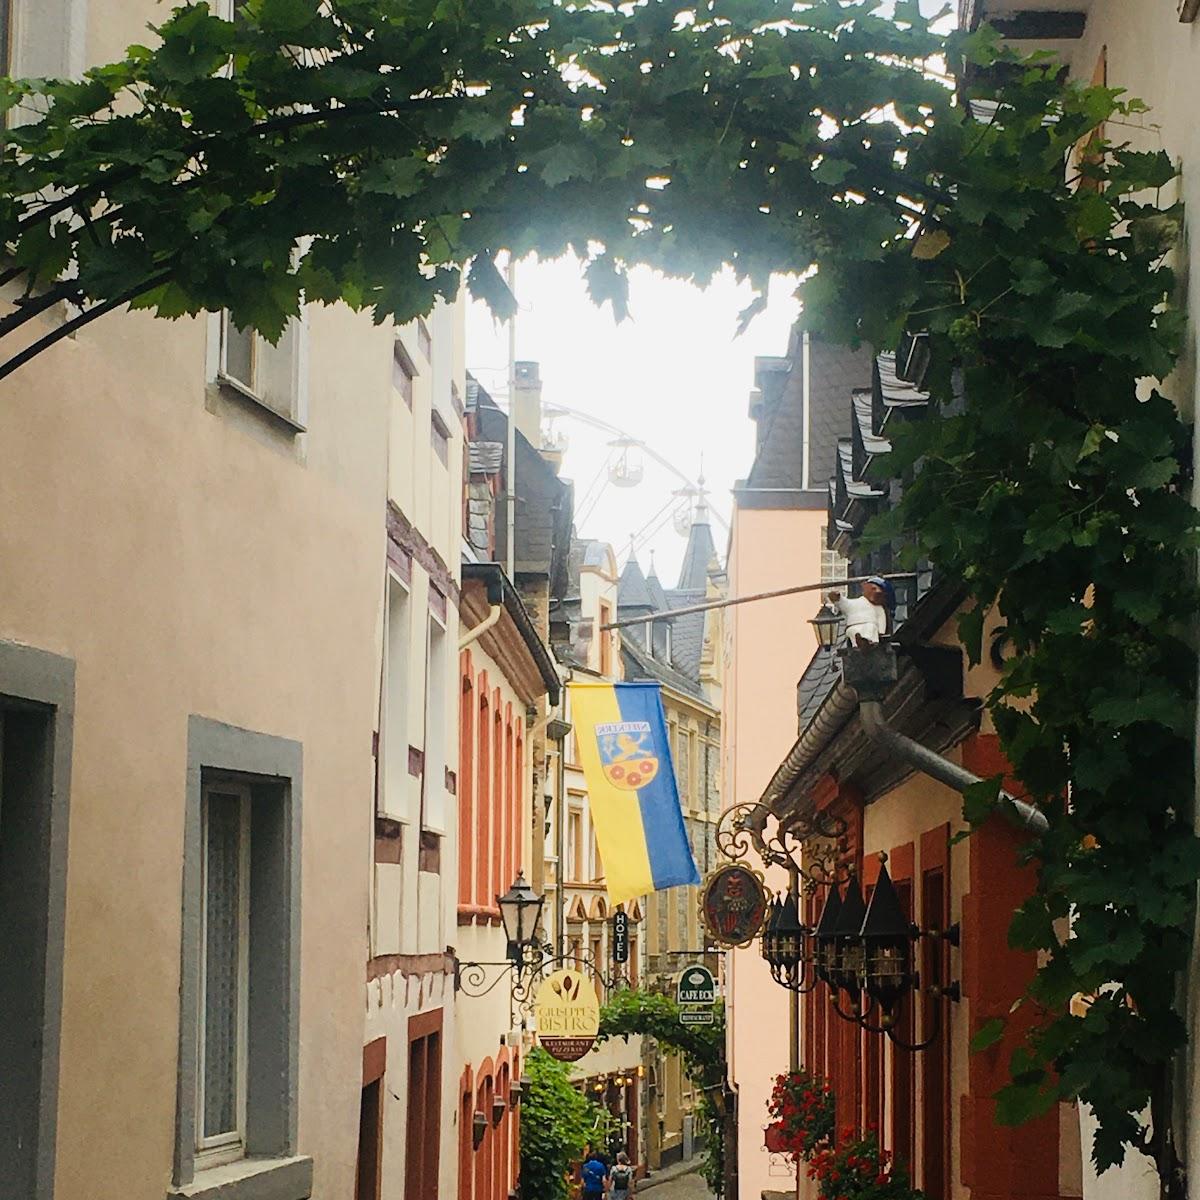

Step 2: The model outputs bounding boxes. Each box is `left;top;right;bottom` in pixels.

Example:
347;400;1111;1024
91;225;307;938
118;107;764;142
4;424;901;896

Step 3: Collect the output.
826;577;895;647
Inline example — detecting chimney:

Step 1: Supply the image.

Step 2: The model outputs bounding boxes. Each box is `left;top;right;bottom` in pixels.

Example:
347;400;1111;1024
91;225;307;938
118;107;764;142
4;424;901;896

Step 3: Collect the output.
511;360;542;448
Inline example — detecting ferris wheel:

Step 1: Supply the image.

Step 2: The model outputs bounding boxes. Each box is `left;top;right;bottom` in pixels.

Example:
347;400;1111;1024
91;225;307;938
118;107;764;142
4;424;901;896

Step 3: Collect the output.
535;399;728;561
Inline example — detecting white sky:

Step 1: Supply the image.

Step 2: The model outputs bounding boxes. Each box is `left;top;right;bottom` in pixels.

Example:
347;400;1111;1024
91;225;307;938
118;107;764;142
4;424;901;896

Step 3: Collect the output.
464;3;952;586
466;258;801;587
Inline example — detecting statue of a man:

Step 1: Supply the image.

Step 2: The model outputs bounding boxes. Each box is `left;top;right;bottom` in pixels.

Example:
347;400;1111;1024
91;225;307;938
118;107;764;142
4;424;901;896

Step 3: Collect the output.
825;576;896;646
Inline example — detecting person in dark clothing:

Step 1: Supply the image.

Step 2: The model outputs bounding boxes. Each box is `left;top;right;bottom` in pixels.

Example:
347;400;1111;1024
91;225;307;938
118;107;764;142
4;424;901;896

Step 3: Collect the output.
610;1152;635;1198
580;1147;609;1199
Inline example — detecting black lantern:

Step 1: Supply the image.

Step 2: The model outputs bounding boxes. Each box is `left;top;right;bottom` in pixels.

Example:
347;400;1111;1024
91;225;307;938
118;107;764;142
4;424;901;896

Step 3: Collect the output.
810;602;842;652
831;877;867;1005
813;883;843;988
775;891;805;977
760;895;782;970
858;858;915;1023
497;871;545;967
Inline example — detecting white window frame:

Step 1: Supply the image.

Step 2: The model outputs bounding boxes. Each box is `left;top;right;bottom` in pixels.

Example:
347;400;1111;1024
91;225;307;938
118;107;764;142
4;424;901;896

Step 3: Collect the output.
196;781;252;1169
382;570;413;822
421;607;449;834
214;310;309;433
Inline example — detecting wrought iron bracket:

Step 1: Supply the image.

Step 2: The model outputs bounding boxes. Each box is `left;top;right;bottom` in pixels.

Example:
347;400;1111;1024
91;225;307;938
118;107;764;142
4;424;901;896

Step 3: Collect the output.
715;800;854;888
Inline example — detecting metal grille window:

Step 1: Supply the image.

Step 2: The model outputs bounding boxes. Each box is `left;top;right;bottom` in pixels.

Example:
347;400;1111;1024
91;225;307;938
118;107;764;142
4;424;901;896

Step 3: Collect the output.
198;784;251;1164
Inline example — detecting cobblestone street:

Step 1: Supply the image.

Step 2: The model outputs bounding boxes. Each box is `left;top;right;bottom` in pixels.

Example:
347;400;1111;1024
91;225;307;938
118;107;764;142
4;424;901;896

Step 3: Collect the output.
641;1169;716;1200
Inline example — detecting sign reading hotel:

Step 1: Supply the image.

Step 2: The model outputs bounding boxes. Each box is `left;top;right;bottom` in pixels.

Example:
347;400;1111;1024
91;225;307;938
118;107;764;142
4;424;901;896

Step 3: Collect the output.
700;862;768;947
612;911;630;964
534;969;600;1062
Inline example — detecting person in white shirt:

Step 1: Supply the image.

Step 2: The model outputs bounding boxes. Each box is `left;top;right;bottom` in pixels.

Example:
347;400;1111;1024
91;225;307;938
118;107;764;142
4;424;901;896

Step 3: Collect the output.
825;576;895;646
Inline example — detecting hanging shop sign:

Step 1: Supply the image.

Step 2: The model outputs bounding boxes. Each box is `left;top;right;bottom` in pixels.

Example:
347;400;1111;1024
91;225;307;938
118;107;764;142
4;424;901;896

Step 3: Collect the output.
612;911;630;964
677;963;716;1006
700;862;768;947
677;963;717;1025
534;968;600;1062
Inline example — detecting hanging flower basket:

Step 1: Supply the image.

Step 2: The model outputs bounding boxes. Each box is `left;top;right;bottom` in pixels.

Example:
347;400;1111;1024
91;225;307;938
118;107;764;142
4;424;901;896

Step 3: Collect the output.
765;1070;836;1159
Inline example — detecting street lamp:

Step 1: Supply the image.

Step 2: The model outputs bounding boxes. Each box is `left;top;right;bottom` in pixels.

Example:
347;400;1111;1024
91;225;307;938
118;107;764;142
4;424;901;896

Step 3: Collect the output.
813;883;843;990
831;877;867;1010
858;856;915;1023
497;871;545;971
809;602;842;652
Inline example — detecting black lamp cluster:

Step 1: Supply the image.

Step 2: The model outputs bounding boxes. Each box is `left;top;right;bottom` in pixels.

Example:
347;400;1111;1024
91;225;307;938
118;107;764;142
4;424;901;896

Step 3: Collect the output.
760;854;958;1050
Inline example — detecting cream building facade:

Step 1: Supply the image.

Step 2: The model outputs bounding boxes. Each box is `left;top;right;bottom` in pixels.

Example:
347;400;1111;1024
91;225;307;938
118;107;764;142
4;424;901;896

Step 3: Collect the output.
1;10;395;1200
617;510;726;1173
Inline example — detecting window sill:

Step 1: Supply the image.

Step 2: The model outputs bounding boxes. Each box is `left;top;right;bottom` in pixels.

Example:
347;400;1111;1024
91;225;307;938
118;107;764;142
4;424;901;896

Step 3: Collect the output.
216;373;308;434
168;1156;312;1200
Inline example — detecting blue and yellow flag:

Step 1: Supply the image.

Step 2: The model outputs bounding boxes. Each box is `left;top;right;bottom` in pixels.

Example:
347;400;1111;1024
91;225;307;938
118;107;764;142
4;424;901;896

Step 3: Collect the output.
569;681;701;906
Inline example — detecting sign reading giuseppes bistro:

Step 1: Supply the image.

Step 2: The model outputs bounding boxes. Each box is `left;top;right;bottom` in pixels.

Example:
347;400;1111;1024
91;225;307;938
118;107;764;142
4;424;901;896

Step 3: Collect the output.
700;862;768;947
534;969;601;1062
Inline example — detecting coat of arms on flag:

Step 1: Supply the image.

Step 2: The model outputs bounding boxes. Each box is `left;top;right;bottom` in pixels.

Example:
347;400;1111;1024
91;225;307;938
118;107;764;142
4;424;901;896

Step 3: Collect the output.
595;721;661;791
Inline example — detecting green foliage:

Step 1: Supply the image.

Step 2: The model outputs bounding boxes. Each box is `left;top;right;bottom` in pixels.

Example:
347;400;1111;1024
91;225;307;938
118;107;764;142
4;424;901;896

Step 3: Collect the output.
519;1047;612;1200
3;1;1199;1182
598;988;726;1194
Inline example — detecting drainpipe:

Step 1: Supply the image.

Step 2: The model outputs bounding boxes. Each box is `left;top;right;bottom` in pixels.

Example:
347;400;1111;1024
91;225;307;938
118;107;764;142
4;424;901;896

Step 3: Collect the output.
858;698;1049;834
458;604;501;651
844;641;1050;836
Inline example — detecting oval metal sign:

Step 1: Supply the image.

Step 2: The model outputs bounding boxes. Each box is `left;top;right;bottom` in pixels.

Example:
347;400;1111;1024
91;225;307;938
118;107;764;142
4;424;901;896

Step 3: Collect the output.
534;968;600;1062
700;862;768;947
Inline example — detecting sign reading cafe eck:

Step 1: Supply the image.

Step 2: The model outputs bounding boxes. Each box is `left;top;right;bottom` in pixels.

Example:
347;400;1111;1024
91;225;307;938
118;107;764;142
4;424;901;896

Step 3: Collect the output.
534;968;600;1062
677;963;716;1026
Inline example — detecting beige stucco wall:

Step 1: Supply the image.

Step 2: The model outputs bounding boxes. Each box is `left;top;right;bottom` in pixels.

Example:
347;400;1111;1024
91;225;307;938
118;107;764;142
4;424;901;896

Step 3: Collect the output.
724;503;828;1200
0;294;387;1200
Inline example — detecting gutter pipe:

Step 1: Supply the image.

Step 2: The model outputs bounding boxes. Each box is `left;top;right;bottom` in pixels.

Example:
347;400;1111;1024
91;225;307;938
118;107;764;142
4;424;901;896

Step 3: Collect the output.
858;698;1049;835
458;605;501;651
752;642;1049;837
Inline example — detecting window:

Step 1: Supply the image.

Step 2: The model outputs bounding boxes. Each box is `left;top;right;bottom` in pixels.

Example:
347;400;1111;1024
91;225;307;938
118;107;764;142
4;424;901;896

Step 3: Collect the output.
598;601;613;675
431;410;450;466
416;317;432;360
423;614;448;833
394;340;415;408
567;808;583;883
0;643;75;1200
383;576;412;821
405;1012;443;1200
197;783;252;1167
177;717;305;1194
675;726;690;805
217;312;308;430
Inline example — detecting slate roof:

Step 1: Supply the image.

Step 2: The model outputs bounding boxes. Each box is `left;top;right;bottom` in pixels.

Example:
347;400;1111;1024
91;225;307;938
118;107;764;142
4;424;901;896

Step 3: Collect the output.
745;339;875;495
621;628;706;702
796;648;843;734
619;554;655;611
662;588;706;681
469;441;504;474
474;379;573;594
676;507;718;591
645;562;669;613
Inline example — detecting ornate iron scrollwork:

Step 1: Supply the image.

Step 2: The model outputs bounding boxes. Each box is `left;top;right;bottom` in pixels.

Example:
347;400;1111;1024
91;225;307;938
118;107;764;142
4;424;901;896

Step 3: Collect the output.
453;942;626;1019
714;801;853;889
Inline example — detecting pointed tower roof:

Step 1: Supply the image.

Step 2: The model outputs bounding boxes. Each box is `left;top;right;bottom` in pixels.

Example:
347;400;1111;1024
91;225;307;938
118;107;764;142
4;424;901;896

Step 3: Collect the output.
618;550;655;611
645;552;669;612
676;488;719;591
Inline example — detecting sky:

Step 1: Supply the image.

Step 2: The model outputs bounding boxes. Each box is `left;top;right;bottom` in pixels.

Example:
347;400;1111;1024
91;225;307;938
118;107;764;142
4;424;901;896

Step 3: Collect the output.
464;3;953;587
466;258;801;587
